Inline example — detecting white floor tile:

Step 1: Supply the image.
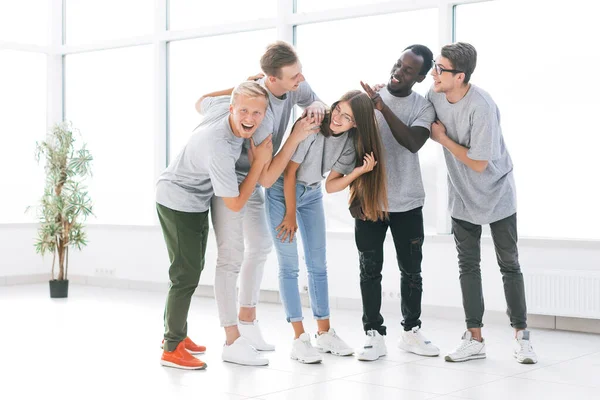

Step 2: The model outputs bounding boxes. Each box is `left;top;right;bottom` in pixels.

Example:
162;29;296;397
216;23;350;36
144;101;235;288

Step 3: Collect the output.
257;379;437;399
1;283;599;400
343;363;503;395
514;351;600;388
451;376;600;400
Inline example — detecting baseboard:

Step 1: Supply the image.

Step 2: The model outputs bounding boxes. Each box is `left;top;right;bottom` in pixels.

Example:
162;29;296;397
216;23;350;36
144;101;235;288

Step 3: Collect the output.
3;273;49;285
556;316;600;334
2;274;599;334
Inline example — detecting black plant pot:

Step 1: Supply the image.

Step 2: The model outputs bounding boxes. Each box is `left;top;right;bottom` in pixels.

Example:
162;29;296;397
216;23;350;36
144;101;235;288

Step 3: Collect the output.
49;279;69;298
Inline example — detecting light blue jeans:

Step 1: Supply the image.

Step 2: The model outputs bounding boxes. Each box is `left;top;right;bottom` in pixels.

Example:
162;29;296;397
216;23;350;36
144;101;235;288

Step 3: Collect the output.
265;179;330;323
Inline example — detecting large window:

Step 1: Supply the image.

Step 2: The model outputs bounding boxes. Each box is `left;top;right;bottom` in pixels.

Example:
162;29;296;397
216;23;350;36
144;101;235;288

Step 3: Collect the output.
296;9;439;233
0;0;48;45
4;0;598;241
0;50;47;223
455;0;600;240
65;45;154;225
65;0;154;45
168;29;276;160
169;0;276;31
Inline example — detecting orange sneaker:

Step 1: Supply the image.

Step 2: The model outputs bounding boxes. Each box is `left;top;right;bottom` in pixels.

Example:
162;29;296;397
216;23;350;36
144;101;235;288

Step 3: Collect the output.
161;341;207;370
161;337;206;355
182;337;206;354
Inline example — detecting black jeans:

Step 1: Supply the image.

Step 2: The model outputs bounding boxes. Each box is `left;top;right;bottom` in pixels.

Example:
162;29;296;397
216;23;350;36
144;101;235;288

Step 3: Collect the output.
355;206;424;335
451;213;527;329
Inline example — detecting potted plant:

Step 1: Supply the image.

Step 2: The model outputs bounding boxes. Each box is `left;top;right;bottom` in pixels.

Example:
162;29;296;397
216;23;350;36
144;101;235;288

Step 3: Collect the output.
31;122;93;298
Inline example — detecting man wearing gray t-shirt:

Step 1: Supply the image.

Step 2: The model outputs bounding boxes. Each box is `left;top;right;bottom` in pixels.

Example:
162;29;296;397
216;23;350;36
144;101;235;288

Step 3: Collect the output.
156;82;273;370
427;42;538;364
196;41;326;365
355;45;440;361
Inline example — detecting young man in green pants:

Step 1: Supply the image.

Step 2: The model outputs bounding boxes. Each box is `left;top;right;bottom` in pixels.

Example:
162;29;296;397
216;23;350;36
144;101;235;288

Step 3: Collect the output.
156;82;273;370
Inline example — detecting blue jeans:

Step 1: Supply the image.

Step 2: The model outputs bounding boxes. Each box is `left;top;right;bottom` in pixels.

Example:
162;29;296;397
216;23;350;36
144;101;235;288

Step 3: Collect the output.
265;179;329;323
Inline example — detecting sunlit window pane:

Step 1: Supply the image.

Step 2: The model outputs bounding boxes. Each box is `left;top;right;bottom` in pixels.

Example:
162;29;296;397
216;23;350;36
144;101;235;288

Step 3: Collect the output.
168;29;276;160
0;50;47;223
0;0;49;45
296;0;389;13
297;9;439;233
455;0;600;240
65;45;154;225
169;0;276;31
65;0;153;45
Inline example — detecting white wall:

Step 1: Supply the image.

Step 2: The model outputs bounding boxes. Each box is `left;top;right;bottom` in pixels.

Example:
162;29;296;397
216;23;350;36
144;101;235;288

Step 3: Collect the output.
2;223;599;321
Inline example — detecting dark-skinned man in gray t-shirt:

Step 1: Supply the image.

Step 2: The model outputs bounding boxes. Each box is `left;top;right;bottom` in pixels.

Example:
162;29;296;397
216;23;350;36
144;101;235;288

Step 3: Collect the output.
356;45;440;361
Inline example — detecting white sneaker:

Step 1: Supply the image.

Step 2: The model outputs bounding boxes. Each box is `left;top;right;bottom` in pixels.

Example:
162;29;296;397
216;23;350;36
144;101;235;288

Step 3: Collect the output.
222;336;268;366
290;333;323;364
356;330;387;361
238;320;275;351
445;330;486;362
314;328;354;356
398;326;440;356
514;330;538;364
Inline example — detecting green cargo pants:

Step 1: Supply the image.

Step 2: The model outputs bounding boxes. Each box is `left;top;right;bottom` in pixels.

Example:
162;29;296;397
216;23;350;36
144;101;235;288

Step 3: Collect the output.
157;203;209;352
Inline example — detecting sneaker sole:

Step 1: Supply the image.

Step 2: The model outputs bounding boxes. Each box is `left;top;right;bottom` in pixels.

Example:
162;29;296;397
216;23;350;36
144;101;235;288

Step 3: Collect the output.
356;353;386;362
160;360;207;370
316;347;354;356
398;342;440;357
444;353;486;362
222;358;269;366
290;354;322;364
514;354;537;364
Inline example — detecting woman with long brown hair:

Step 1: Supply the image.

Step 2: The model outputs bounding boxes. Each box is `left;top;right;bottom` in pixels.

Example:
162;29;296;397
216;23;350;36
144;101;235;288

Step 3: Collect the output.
264;90;387;364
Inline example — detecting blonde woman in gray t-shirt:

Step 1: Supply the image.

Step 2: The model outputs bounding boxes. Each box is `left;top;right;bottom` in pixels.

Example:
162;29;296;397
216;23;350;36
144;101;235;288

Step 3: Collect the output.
264;90;388;364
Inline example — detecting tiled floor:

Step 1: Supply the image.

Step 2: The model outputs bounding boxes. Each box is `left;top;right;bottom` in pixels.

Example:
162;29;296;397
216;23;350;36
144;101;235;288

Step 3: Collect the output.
2;284;600;399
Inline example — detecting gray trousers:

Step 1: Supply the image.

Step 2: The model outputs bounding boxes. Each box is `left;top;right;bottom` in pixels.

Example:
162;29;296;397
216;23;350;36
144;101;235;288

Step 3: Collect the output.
451;213;527;329
211;188;272;327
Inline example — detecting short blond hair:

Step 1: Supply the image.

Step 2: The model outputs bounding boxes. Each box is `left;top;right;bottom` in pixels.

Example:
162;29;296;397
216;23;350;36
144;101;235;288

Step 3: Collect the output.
231;81;269;107
260;41;299;79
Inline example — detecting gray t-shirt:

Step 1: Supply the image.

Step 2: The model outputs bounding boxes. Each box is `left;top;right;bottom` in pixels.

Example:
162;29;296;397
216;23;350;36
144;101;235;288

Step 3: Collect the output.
377;87;435;212
291;131;356;187
156;116;243;213
199;79;319;182
426;84;516;225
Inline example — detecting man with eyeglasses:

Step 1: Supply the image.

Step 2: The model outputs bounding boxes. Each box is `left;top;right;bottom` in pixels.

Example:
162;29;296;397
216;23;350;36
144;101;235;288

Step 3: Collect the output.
427;42;538;364
356;44;440;361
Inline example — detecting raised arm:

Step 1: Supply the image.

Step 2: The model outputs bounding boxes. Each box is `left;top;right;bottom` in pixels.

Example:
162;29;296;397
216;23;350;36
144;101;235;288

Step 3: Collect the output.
361;81;428;153
195;88;234;114
257;116;320;188
195;74;266;114
325;152;377;193
430;120;488;173
222;135;273;211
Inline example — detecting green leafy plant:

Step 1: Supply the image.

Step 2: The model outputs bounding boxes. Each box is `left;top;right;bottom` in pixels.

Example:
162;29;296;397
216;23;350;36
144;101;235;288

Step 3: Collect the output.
31;122;93;281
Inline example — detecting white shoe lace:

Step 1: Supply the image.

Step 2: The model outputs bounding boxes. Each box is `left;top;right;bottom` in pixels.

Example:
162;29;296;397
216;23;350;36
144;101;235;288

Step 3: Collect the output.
302;338;318;355
327;331;350;350
453;338;475;354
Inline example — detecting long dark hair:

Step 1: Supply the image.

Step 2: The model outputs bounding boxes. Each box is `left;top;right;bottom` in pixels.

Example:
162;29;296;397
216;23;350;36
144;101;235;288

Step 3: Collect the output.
331;91;388;221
